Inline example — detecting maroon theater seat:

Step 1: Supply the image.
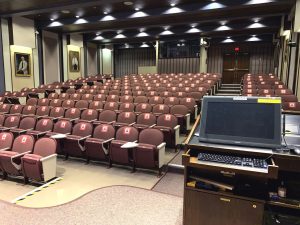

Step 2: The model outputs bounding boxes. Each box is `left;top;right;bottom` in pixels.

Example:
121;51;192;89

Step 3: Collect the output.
282;102;300;111
170;105;191;133
85;124;115;163
10;117;36;137
152;104;170;116
79;109;98;122
63;122;93;159
49;99;63;107
0;115;20;132
114;112;136;129
154;114;180;148
119;103;135;112
9;104;24;115
133;113;156;131
109;126;139;169
0;135;34;178
97;110;117;124
26;118;54;139
21;138;57;182
133;128;165;175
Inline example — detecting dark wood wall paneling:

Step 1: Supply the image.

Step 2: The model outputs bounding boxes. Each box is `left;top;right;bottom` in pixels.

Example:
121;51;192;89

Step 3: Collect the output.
207;43;275;74
158;58;200;74
114;48;156;77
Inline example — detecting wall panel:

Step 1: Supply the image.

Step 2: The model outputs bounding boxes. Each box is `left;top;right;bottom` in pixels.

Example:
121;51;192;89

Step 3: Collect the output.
114;48;155;77
158;58;200;74
207;43;275;74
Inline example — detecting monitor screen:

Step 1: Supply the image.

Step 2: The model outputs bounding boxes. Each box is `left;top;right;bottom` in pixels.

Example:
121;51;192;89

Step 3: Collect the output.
199;96;282;149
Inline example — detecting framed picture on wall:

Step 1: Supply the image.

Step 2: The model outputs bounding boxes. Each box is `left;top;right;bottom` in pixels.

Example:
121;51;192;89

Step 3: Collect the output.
69;50;80;72
15;52;31;77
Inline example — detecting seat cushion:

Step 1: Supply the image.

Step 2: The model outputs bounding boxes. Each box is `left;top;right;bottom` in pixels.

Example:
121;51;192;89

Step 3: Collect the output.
22;154;43;162
0;151;18;157
134;144;158;168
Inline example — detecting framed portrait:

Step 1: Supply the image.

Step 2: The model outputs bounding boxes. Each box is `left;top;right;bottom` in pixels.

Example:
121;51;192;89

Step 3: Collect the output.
15;52;31;77
69;50;80;72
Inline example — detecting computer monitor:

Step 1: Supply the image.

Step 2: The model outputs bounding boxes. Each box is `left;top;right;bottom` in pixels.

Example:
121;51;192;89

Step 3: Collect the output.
199;96;282;149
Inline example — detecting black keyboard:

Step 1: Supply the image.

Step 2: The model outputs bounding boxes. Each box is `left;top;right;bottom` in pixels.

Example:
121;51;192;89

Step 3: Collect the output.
197;152;268;169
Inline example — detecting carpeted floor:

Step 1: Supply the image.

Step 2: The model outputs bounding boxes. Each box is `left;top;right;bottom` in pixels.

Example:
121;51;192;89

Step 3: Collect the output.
152;172;184;197
0;186;183;225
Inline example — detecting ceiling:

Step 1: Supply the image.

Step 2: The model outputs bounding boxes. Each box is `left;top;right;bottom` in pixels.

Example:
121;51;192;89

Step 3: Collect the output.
0;0;295;44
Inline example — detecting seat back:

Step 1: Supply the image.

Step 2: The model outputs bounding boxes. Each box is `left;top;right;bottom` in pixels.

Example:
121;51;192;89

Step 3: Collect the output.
9;104;23;114
62;99;75;108
33;138;57;157
59;93;69;100
81;94;93;101
149;96;163;105
0;132;14;149
65;108;81;119
49;107;65;118
19;117;36;130
106;95;119;102
75;100;89;109
119;103;135;112
12;135;34;154
81;109;98;121
170;105;189;116
139;128;164;146
93;94;106;101
27;98;38;106
36;106;50;116
4;116;20;128
99;110;117;123
164;97;179;106
116;126;139;142
93;124;115;140
72;122;93;137
281;95;298;102
38;98;50;106
135;103;152;113
53;120;72;134
35;118;53;132
136;113;156;126
117;112;136;124
22;105;36;115
49;99;62;107
282;102;300;111
70;93;81;101
157;114;178;129
180;97;196;112
134;96;148;104
89;101;103;111
120;95;133;103
48;93;59;99
0;104;11;113
153;104;170;114
104;102;119;111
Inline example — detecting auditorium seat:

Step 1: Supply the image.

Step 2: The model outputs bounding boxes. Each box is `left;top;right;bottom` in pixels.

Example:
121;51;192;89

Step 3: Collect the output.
0;115;20;132
119;103;135;112
0;104;11;114
114;112;136;129
37;98;50;106
135;103;152;114
35;106;51;118
133;128;165;175
275;89;293;95
49;99;63;107
153;104;170;116
64;122;93;159
282;102;300;111
26;118;54;139
133;113;156;131
94;94;106;102
59;93;69;100
281;95;298;102
149;96;164;105
48;93;59;100
27;98;38;106
79;109;98;122
70;93;81;101
21;137;57;183
9;104;24;115
97;110;117;124
10;117;36;137
164;97;180;107
85;124;115;164
75;100;89;110
62;99;75;108
170;105;191;133
64;108;81;122
180;97;198;120
81;93;93;101
109;126;139;169
88;101;103;111
154;114;180;148
0;134;34;179
134;96;148;105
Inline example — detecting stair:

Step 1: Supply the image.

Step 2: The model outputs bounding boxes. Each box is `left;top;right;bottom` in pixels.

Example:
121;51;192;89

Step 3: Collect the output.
216;84;241;96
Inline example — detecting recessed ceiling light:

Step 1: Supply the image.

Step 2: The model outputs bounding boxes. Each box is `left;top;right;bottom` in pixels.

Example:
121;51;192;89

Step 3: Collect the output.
50;18;55;21
135;8;140;11
124;1;133;6
75;15;80;18
103;11;108;15
247;22;265;29
170;3;176;7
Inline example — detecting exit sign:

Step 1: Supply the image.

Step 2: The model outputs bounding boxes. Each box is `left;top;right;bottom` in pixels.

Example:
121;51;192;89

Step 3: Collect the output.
234;47;240;52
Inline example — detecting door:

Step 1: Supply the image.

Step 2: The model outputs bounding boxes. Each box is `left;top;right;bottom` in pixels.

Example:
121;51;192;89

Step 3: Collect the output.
223;52;250;84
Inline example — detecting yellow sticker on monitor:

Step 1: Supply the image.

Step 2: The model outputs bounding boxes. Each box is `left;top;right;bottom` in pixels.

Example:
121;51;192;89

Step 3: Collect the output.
257;99;281;104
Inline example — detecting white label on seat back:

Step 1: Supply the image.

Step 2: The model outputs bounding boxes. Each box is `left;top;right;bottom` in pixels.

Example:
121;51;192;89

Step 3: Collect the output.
159;105;164;110
142;104;146;109
42;120;48;126
1;134;7;140
109;102;114;107
21;137;27;143
186;98;191;102
125;104;129;108
54;99;58;103
42;107;46;111
289;103;296;108
10;117;15;122
124;128;130;134
95;102;99;106
144;114;150;120
61;122;66;128
165;115;171;121
42;99;46;102
55;108;60;112
71;108;76;113
80;124;86;130
125;112;130;118
102;125;108;132
88;110;93;115
125;96;129;100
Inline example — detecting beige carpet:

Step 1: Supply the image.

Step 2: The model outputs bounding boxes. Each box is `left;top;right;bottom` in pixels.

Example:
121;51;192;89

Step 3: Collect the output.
152;172;184;197
1;186;183;225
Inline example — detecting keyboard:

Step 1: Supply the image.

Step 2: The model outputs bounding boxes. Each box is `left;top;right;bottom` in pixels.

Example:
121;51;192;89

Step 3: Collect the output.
197;152;268;169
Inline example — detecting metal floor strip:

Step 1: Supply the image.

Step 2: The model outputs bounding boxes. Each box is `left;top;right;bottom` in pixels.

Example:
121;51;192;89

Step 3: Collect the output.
11;177;63;204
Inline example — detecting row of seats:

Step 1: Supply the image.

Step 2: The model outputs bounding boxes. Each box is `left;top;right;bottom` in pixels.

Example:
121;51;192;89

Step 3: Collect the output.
241;74;300;111
0;111;181;148
0;134;57;183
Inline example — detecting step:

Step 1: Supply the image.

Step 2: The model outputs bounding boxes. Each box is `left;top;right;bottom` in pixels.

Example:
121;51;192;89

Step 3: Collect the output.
220;86;241;90
167;163;184;174
217;89;241;93
221;84;241;87
215;93;241;96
